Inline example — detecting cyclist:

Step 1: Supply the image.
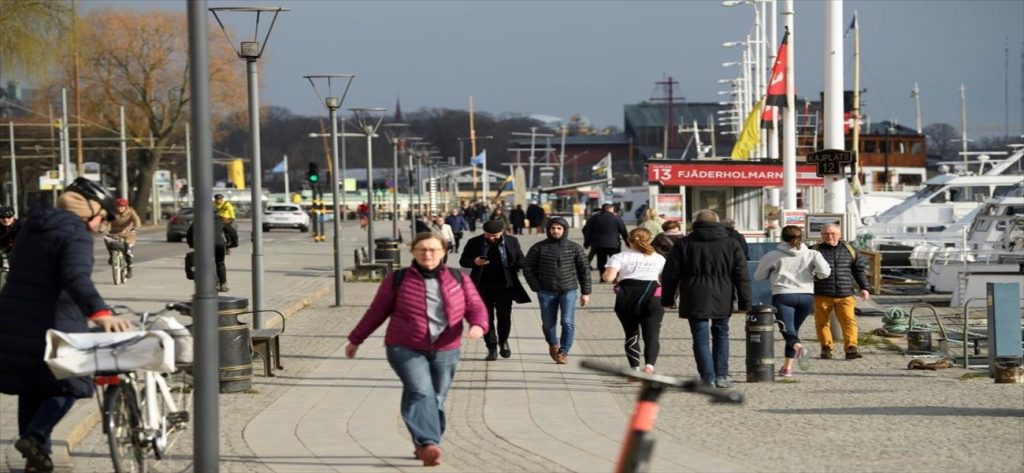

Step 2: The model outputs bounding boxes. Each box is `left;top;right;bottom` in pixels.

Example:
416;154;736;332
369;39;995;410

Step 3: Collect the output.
106;198;141;278
0;177;132;473
213;194;239;252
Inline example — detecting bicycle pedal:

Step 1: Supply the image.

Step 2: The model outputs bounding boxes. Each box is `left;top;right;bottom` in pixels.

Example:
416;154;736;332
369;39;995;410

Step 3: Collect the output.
167;411;190;425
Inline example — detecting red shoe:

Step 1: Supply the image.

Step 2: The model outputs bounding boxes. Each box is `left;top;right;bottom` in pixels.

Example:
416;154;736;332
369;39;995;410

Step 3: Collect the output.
415;444;442;466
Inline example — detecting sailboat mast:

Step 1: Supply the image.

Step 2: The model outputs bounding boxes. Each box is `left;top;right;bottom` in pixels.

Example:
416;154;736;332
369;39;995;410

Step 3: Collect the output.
960;84;968;167
851;11;862;199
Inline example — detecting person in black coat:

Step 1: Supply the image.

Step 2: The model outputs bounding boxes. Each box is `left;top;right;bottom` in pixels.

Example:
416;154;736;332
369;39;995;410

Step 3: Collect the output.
526;202;545;235
721;218;750;261
661;210;750;389
582;203;629;275
509;204;527;235
0;179;132;472
187;212;230;292
459;220;531;360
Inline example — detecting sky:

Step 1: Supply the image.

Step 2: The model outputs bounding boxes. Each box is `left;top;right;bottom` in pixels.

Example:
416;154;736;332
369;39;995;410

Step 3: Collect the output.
80;0;1024;138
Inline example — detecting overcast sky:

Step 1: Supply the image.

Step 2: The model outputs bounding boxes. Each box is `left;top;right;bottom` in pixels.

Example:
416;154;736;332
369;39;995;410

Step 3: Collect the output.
83;0;1024;138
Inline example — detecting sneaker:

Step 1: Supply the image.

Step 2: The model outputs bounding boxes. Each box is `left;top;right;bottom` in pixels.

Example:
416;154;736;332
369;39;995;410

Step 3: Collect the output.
15;435;53;472
820;347;834;360
643;365;655;374
628;367;642;383
549;345;560;362
555;353;568;365
778;367;793;378
795;345;810;370
414;444;442;467
485;347;498;361
714;376;734;389
217;284;229;293
845;347;863;360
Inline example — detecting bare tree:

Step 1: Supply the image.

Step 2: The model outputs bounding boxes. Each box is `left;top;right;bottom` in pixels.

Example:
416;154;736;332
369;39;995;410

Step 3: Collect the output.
923;123;958;162
0;0;70;81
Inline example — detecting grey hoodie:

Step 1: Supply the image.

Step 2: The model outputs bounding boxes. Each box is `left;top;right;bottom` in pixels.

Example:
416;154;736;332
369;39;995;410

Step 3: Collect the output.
754;242;831;295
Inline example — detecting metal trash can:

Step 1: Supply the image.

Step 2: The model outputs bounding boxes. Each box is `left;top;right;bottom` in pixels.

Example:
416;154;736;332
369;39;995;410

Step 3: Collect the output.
746;304;779;383
375;237;401;265
178;296;253;393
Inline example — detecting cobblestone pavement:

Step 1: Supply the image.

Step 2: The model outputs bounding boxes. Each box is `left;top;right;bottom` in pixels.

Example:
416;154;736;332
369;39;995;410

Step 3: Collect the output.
4;228;1023;472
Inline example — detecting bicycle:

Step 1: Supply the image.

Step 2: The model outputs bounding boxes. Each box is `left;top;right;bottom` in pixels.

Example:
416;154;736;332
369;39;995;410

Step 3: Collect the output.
104;234;130;285
95;303;193;473
580;360;744;473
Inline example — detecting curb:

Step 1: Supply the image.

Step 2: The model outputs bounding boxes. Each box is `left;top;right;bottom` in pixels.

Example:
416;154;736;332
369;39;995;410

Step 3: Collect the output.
48;280;336;472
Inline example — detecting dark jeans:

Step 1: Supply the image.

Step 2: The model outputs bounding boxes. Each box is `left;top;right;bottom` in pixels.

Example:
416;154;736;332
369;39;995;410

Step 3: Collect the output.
478;285;514;349
386;345;460;447
223;222;239;248
688;317;731;384
18;394;77;453
772;293;814;359
453;231;464;252
592;247;619;274
215;245;227;284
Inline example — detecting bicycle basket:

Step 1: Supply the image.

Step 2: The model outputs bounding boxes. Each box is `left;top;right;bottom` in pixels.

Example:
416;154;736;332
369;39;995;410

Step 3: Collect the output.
44;329;175;379
104;236;128;253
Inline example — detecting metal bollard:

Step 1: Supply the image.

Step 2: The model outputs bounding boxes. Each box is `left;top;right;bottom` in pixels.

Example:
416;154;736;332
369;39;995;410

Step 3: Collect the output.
746;304;779;383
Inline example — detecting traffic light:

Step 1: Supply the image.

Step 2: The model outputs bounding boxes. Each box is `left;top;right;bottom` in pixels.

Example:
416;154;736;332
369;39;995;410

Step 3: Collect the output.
307;162;320;183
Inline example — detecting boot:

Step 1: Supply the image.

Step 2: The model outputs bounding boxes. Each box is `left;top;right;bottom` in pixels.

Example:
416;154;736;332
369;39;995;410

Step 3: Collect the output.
485;347;498;361
499;341;511;358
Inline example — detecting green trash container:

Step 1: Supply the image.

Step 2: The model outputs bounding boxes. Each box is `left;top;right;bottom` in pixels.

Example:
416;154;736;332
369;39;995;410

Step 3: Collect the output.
178;296;252;393
375;237;401;266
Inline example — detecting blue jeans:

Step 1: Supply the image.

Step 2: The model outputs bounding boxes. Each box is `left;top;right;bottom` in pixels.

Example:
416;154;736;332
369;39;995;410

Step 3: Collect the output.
538;290;578;354
688;318;731;384
772;293;814;359
386;345;460;447
18;394;77;453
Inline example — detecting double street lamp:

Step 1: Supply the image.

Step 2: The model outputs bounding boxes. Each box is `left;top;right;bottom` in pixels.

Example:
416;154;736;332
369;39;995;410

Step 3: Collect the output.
210;5;287;326
382;123;411;240
304;74;355;307
350;107;387;261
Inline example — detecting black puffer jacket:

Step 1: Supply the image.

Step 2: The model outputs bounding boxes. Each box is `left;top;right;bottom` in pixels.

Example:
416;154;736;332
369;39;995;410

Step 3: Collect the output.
523;217;592;295
582;210;628;249
811;241;870;297
661;221;750;319
0;208;108;398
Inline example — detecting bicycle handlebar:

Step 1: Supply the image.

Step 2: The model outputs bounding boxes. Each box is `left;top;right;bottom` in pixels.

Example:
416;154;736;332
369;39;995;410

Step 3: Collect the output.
580;359;744;405
108;303;190;325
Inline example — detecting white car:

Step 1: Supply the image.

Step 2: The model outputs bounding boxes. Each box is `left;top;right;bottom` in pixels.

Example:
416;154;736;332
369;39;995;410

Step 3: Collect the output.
262;203;311;232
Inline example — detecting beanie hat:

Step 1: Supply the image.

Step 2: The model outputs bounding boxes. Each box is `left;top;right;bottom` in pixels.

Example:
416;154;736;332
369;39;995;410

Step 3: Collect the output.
58;191;105;220
483;220;505;234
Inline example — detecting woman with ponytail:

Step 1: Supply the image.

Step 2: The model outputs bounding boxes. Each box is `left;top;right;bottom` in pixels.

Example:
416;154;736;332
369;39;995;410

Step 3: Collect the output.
602;228;666;375
754;225;831;377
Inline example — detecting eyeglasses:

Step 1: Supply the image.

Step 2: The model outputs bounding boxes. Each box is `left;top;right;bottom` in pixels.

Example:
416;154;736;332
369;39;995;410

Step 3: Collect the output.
414;248;444;253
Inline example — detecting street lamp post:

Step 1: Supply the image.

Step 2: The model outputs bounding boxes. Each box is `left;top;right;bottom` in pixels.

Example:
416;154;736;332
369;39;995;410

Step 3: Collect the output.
382;123;410;240
305;74;355;307
350;107;387;262
210;6;287;327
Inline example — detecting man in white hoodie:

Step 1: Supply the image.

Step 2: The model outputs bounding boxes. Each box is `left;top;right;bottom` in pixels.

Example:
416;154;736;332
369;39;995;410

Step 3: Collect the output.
754;225;830;377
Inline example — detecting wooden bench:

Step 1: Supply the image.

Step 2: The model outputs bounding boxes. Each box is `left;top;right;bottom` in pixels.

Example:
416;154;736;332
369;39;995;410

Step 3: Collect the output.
248;310;286;377
351;247;395;280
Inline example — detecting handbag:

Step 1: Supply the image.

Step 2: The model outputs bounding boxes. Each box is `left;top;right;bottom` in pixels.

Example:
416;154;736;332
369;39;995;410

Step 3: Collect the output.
44;329;176;379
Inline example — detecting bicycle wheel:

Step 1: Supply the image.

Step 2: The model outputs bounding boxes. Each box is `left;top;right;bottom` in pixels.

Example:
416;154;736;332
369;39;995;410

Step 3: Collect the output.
104;383;149;473
112;251;126;285
149;370;193;459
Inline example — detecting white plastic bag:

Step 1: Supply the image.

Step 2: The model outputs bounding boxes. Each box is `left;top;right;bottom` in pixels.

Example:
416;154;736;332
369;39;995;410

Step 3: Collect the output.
44;329;175;379
149;317;194;365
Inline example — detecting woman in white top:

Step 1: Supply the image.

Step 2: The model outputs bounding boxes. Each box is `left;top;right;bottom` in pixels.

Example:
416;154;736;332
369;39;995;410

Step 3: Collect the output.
431;216;456;252
602;228;666;374
754;225;831;377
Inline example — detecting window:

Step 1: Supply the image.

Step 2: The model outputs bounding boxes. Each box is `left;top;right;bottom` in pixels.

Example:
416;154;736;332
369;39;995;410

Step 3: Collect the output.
911;142;923;154
863;140;877;153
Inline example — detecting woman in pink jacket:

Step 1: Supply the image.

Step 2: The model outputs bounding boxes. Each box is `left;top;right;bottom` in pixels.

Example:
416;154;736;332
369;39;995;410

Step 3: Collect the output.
345;232;488;467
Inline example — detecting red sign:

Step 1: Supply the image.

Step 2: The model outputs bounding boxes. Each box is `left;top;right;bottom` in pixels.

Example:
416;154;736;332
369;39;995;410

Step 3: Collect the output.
648;163;823;187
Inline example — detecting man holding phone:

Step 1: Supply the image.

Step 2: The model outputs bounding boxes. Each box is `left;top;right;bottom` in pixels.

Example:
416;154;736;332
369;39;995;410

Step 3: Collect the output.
459;220;530;361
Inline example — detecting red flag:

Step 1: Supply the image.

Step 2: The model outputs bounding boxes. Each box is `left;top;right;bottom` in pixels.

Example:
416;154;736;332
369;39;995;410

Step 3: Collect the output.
764;31;789;109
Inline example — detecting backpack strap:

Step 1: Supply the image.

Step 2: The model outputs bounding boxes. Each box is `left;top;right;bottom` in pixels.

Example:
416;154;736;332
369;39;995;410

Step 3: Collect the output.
843;242;858;260
392;267;462;290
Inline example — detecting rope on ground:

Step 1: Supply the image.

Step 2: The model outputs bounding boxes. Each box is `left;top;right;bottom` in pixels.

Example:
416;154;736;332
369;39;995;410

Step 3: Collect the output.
880;307;932;335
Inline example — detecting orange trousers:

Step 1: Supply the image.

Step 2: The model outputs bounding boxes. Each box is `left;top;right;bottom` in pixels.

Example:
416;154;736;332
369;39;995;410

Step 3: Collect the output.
813;295;858;351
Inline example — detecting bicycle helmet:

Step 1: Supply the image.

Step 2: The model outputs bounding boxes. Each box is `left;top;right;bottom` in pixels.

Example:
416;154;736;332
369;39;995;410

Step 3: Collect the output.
64;177;118;221
0;206;14;218
115;197;129;207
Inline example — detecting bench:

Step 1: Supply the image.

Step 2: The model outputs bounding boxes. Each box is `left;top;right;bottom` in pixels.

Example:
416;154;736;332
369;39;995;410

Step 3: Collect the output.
351;247;395;280
248;310;286;377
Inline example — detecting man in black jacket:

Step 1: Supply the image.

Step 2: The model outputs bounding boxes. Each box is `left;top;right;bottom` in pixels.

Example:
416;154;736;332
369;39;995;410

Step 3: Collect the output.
582;203;629;275
523;217;591;364
460;220;530;361
0;178;132;472
811;223;871;360
526;202;545;234
661;210;750;388
187;212;230;292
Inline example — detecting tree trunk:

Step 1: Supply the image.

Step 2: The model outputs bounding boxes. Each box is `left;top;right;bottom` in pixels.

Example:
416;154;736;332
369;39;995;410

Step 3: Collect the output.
131;145;167;222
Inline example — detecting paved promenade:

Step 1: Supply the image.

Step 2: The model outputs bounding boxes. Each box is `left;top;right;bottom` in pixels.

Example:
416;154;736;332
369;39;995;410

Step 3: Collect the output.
3;223;1022;472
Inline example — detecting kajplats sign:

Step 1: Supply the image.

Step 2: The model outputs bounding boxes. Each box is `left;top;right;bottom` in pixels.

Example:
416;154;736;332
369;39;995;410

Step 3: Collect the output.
648;163;823;187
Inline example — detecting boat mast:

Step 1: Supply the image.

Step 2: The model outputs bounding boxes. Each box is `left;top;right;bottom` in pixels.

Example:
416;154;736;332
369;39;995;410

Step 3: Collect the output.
960;84;969;168
911;83;922;134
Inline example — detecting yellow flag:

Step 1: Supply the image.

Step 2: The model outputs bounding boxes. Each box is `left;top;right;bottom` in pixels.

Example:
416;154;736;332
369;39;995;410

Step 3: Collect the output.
730;100;763;160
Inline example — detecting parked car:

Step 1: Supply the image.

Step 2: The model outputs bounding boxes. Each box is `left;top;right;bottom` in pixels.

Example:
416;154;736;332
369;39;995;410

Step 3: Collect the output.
166;207;195;242
263;203;310;232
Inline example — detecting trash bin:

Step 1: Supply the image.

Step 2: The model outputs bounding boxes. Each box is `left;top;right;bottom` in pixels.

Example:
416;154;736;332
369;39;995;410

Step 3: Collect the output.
745;304;779;383
177;296;253;393
375;237;401;265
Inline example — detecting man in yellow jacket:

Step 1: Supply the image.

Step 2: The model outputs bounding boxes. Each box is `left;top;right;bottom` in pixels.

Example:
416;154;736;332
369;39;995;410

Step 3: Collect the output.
214;194;239;251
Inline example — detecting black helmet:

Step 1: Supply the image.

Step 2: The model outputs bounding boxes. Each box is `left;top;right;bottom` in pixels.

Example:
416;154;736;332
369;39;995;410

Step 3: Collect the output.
65;177;118;221
0;206;14;218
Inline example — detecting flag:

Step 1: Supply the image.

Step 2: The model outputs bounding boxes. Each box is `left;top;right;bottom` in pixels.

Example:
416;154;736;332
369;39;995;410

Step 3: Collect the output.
271;157;287;174
470;150;486;167
731;100;763;160
494;174;514;198
844;11;858;38
590;154;611;180
764;31;789;111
